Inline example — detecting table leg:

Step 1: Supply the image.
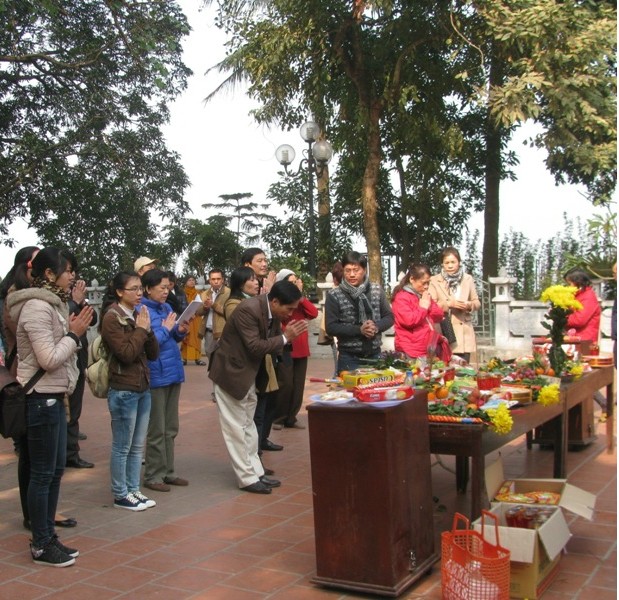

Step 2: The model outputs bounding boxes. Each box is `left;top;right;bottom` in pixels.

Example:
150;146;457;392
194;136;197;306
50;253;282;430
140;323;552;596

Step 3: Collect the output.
470;438;484;520
553;399;567;478
455;456;469;493
606;380;615;452
526;430;533;449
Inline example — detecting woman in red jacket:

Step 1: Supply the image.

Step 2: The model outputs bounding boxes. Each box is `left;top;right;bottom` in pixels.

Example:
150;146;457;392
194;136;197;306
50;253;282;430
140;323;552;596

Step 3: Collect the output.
392;264;444;359
564;268;605;414
564;268;601;344
273;269;318;429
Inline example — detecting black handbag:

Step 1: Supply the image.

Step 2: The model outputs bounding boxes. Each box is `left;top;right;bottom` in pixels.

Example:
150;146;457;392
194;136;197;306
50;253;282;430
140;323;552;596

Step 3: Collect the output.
439;312;457;345
0;349;46;439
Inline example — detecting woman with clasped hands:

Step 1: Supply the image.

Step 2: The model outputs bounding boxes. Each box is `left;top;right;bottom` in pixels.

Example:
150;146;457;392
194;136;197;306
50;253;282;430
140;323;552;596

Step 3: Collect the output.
7;247;93;568
100;272;159;512
392;264;444;359
429;247;480;363
140;269;191;493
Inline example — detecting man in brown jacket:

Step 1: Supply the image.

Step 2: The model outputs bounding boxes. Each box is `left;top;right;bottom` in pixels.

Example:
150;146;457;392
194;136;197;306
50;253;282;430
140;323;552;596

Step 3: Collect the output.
208;281;307;495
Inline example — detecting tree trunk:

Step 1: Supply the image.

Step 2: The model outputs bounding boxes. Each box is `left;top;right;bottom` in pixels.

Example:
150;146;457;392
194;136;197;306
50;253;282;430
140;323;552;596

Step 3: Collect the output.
396;156;411;270
317;165;331;282
482;52;503;281
362;103;383;284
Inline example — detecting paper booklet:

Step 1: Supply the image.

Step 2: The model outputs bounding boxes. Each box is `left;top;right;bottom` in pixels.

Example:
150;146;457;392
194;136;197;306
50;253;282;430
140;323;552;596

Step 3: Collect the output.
176;299;203;326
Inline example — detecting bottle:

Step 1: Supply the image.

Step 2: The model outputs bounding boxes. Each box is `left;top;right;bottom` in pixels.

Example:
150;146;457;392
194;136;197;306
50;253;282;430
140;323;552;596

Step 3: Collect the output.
404;370;414;387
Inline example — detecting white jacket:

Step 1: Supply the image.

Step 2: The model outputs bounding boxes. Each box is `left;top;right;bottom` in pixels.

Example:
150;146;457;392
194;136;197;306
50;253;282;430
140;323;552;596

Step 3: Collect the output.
7;287;79;394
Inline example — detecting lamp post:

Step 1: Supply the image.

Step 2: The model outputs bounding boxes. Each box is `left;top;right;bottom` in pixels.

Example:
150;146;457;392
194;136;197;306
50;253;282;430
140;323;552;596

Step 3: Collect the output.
275;121;333;285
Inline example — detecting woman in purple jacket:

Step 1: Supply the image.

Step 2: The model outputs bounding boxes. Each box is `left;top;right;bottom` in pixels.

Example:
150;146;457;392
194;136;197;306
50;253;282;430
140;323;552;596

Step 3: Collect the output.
140;269;191;493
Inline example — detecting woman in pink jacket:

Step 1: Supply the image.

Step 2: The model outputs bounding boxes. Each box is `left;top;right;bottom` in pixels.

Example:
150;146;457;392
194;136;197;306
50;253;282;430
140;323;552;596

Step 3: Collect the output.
392;264;444;359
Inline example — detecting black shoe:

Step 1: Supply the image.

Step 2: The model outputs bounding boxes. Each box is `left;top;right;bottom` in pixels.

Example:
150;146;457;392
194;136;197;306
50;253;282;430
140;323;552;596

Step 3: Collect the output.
182;360;187;366
66;458;94;469
262;466;274;476
52;535;79;558
78;431;87;441
259;476;281;488
54;517;77;528
241;481;272;494
195;359;206;366
261;439;283;452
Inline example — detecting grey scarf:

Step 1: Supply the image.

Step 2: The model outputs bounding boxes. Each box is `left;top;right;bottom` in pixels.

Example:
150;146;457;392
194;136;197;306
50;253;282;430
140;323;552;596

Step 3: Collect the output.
441;266;464;292
340;277;373;323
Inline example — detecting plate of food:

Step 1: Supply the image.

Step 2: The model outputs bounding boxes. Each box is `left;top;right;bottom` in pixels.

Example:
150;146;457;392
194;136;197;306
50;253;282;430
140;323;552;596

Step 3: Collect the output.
309;391;355;406
363;399;410;408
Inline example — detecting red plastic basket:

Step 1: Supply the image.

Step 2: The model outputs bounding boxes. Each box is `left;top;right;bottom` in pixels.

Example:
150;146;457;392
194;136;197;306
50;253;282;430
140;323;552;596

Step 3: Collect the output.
441;511;511;600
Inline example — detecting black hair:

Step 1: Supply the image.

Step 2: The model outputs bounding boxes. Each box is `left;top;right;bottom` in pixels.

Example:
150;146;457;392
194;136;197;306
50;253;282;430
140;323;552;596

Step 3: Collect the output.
209;268;224;278
441;246;461;263
341;251;367;270
166;271;177;283
141;269;169;298
228;266;256;299
0;246;40;299
23;247;76;290
99;272;141;329
564;267;592;289
241;247;265;267
331;261;343;286
392;263;431;298
268;280;302;305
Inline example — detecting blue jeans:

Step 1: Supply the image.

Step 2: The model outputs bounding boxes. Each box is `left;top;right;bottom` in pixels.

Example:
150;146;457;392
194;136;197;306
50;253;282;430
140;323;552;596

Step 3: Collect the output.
336;350;380;374
26;393;66;549
108;388;151;499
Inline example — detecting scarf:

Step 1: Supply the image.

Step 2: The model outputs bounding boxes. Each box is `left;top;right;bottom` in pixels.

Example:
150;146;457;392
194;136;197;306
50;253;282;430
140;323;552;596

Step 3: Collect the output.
441;266;464;292
32;277;70;303
184;285;198;303
340;276;373;323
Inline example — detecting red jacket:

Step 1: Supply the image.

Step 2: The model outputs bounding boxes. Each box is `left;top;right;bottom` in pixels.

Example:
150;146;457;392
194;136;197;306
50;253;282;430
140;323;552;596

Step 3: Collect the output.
282;297;319;358
392;288;444;358
566;286;601;343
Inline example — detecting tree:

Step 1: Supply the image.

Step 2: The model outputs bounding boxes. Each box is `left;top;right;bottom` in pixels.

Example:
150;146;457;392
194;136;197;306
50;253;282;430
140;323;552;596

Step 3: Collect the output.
202;193;271;263
0;0;191;277
478;1;617;203
164;215;242;278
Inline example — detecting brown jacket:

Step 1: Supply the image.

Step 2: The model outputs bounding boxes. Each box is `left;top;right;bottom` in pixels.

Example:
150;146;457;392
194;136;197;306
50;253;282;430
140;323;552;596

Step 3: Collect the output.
101;304;159;392
209;294;284;400
429;273;480;354
199;285;230;340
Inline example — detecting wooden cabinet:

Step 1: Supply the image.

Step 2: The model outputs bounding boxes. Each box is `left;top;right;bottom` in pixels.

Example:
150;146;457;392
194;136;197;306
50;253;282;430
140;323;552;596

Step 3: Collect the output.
533;395;596;447
307;392;438;597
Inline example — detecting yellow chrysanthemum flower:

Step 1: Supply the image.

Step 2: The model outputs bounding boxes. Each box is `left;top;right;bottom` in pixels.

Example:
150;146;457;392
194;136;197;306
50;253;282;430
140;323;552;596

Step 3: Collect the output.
538;384;561;406
540;285;583;312
486;404;513;435
570;363;584;378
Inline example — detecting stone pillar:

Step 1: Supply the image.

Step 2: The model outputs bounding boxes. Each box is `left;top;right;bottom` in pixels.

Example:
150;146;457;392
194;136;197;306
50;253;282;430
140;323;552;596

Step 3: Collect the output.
489;268;517;350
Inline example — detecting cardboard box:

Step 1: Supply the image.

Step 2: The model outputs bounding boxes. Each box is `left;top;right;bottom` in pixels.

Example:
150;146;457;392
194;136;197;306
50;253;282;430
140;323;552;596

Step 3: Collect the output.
473;504;570;599
485;458;596;520
341;369;395;389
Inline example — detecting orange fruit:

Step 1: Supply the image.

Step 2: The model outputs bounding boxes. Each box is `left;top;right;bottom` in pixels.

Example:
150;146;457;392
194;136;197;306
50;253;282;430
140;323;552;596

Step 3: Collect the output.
535;367;544;375
436;386;449;399
427;391;436;401
546;368;555;376
339;370;349;378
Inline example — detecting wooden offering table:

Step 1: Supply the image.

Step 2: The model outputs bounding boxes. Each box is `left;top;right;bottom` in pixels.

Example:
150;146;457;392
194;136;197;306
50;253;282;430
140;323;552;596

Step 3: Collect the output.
307;391;438;597
429;366;614;520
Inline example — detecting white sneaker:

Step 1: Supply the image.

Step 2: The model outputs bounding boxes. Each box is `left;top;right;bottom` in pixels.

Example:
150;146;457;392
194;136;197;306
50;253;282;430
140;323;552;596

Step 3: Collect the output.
133;490;156;508
114;493;147;511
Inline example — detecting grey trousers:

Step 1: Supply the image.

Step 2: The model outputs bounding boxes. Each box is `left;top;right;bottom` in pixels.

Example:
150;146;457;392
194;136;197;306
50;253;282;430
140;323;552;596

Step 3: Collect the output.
144;383;181;484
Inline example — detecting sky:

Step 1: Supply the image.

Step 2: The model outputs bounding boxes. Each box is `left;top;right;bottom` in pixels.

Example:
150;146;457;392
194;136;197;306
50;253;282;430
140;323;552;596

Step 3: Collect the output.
0;1;603;277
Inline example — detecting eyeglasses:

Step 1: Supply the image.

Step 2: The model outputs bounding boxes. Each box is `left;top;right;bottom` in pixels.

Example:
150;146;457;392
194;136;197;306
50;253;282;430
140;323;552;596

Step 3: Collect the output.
124;286;144;292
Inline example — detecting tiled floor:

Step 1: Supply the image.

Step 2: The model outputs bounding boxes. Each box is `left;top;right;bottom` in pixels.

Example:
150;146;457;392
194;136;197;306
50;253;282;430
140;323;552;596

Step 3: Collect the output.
0;359;615;599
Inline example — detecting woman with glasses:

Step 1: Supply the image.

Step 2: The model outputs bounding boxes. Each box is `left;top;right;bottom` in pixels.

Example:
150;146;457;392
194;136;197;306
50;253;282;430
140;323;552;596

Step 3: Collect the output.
392;264;445;360
100;272;159;511
325;251;394;374
7;248;93;567
140;269;191;493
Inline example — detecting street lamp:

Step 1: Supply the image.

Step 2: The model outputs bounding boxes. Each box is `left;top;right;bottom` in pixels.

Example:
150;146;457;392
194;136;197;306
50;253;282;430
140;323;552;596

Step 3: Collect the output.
275;121;333;285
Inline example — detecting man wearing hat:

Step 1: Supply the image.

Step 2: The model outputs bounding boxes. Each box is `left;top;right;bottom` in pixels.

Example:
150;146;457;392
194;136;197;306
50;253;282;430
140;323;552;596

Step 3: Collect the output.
134;256;158;276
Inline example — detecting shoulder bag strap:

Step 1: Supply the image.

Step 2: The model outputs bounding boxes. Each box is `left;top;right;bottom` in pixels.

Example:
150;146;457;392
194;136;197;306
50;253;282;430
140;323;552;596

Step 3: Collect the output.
4;346;17;371
22;368;47;394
